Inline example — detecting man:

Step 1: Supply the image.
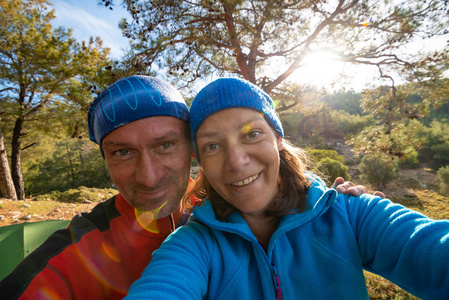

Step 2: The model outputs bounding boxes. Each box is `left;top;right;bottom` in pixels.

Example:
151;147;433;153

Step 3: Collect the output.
0;75;382;299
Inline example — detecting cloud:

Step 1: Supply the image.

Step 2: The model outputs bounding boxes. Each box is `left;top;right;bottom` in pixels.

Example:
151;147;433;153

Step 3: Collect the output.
50;0;129;58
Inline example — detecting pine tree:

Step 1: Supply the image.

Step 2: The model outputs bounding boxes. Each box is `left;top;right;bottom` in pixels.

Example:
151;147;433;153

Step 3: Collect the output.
0;0;111;199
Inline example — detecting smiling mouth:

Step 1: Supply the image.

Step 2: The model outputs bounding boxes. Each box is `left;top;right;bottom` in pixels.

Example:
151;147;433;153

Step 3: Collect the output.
231;174;259;187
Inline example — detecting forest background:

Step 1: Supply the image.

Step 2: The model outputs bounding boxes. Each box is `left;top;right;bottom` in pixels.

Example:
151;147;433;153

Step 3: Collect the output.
1;0;449;299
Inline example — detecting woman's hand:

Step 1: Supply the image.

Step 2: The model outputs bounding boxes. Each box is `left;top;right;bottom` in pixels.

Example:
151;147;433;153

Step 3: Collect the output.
332;177;386;198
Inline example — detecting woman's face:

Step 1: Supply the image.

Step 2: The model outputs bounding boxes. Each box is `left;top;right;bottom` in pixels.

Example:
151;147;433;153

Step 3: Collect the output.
196;108;283;218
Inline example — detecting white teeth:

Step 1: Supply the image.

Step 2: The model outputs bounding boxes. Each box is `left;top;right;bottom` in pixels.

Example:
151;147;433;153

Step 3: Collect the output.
232;174;258;187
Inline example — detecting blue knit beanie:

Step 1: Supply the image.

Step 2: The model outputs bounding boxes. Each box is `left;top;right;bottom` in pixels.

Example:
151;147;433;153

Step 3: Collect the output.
190;77;283;162
88;75;189;152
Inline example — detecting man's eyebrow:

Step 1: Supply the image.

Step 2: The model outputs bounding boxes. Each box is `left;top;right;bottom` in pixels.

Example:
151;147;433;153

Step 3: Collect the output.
152;130;185;142
103;130;185;147
102;140;129;147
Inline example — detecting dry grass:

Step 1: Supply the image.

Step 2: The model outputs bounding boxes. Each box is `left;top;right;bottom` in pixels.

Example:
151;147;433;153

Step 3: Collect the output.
0;187;116;226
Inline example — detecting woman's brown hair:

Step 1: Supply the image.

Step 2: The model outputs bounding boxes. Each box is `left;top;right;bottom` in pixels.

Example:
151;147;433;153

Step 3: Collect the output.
181;140;312;220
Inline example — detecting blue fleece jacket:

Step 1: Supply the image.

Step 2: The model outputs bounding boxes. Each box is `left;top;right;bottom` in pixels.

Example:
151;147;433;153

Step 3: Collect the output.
126;176;449;299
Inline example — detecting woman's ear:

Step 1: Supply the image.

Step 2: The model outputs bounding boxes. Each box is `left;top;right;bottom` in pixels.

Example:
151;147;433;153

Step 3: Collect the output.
277;136;284;151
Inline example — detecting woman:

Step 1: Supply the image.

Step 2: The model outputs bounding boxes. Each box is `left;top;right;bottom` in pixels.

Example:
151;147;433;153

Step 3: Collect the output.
126;78;449;299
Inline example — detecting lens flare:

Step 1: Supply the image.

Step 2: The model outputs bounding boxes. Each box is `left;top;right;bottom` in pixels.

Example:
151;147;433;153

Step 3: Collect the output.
362;18;372;27
241;121;256;134
35;287;62;300
62;202;168;295
134;201;167;233
102;242;121;262
68;228;128;294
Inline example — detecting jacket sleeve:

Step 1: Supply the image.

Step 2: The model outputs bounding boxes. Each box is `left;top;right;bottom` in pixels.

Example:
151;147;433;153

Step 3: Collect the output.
0;196;123;300
125;221;211;299
344;193;449;299
0;227;75;300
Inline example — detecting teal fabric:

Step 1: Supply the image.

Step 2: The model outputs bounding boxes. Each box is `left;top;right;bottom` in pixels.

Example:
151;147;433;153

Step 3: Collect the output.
0;220;69;280
88;75;188;148
126;176;449;299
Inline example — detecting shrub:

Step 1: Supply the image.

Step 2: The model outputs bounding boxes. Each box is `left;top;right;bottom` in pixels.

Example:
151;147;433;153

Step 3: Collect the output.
359;155;398;190
437;166;449;195
402;150;420;169
316;158;351;186
34;187;117;203
307;148;345;164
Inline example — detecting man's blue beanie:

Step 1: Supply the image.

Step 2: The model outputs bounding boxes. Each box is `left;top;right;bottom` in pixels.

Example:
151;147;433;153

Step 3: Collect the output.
88;75;189;151
189;77;283;162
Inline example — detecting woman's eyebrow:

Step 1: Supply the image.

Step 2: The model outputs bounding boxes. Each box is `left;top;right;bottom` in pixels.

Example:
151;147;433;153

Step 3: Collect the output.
197;114;264;140
196;130;220;140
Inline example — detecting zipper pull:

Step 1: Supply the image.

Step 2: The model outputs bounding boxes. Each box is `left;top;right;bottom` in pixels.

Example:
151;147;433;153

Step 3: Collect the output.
272;268;282;300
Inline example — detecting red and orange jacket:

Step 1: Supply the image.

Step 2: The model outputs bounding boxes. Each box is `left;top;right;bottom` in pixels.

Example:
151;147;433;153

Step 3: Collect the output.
1;193;193;299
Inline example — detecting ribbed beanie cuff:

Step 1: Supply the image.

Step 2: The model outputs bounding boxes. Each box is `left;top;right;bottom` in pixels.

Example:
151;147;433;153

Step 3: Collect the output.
88;75;189;151
189;77;283;162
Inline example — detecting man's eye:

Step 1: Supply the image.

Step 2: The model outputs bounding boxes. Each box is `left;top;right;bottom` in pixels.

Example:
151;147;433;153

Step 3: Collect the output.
160;142;173;149
113;149;130;156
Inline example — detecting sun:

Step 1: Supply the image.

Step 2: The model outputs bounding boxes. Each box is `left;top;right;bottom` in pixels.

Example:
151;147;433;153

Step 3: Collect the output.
291;50;346;90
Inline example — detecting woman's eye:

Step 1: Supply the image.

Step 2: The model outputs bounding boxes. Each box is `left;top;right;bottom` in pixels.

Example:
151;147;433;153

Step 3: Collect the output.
205;144;218;151
247;131;260;139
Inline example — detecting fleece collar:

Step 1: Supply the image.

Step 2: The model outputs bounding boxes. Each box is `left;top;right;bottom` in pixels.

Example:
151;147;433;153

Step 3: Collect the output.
191;174;338;237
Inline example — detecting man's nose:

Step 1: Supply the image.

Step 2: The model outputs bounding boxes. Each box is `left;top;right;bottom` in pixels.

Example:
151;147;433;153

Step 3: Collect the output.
135;153;164;187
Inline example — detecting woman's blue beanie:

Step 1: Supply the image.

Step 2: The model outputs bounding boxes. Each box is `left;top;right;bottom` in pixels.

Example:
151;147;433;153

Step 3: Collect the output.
88;75;189;152
189;77;283;162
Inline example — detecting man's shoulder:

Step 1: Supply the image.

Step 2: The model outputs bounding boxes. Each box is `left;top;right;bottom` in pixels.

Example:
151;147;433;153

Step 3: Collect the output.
69;194;121;236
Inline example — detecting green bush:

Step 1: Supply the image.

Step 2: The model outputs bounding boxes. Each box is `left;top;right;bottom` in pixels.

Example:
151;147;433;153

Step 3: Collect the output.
307;148;345;164
316;157;351;186
34;187;117;203
437;166;449;195
359;155;399;190
402;150;420;169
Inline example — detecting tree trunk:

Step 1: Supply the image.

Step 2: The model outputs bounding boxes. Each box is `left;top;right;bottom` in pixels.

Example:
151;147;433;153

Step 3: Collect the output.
66;144;76;187
79;151;87;187
11;117;25;200
0;120;17;200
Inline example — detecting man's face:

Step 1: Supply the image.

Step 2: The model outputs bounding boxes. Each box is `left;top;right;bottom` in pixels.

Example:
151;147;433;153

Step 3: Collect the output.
102;117;192;218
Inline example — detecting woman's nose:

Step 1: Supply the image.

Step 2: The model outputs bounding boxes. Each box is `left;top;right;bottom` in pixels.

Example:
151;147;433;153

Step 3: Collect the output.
225;144;250;171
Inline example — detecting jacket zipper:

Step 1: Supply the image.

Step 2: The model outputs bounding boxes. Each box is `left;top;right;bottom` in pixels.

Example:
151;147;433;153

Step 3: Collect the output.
271;266;282;300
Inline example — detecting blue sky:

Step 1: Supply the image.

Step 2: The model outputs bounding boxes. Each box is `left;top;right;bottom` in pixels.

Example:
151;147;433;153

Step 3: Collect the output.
50;0;130;59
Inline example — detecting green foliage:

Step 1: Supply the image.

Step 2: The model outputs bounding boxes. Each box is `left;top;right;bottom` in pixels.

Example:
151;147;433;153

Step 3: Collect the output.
281;103;374;147
23;137;111;195
33;186;117;203
359;155;399;190
437;166;449;196
315;158;351;186
349;119;427;162
320;91;363;116
306;148;345;164
332;110;375;137
58;186;117;203
281;112;304;143
421;99;449;126
0;0;112;199
401;150;420;169
418;119;449;170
